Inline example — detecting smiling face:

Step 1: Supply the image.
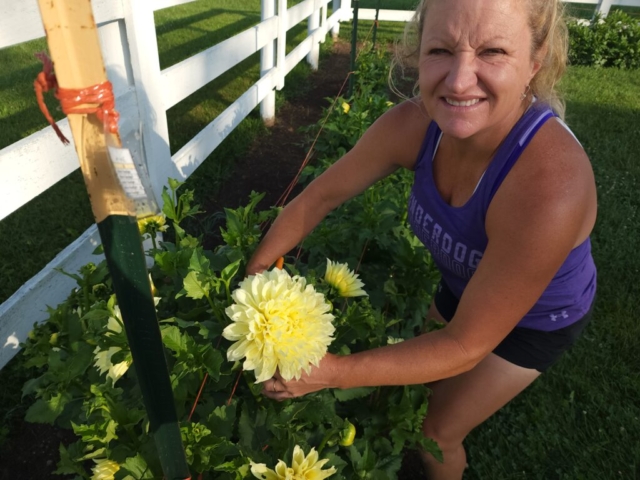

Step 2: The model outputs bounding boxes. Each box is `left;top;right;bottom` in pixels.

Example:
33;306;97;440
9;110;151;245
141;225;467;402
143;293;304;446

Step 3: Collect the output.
419;0;542;141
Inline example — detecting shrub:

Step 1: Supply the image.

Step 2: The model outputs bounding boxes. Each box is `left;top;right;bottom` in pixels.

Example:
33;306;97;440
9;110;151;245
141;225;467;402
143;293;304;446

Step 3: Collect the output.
567;11;640;69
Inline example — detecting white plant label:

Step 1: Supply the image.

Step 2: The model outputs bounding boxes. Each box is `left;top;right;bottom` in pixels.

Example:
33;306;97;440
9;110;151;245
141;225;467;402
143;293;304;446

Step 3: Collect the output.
108;146;147;200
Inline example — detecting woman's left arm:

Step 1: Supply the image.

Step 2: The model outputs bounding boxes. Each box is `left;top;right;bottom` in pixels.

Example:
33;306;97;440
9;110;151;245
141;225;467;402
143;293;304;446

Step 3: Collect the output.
264;120;597;400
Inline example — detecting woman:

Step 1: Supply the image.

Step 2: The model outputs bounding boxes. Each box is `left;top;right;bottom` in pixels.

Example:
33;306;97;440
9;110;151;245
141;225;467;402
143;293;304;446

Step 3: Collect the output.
246;0;597;478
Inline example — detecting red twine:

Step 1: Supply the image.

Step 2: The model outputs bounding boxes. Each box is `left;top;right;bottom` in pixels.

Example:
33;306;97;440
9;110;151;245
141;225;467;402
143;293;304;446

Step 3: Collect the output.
34;52;119;145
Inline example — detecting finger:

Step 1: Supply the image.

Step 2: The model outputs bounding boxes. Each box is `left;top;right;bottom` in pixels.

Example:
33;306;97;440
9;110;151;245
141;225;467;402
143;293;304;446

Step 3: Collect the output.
263;390;295;401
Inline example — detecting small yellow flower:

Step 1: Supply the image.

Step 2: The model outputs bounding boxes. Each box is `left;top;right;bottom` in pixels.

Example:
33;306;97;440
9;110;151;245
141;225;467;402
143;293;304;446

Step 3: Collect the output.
106;308;123;335
324;259;367;298
91;458;120;480
251;445;337;480
341;102;350;114
94;346;131;384
223;268;335;382
137;214;168;236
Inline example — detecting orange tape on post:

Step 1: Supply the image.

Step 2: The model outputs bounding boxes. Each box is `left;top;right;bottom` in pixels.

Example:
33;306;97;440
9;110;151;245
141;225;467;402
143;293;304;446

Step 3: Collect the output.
34;52;120;144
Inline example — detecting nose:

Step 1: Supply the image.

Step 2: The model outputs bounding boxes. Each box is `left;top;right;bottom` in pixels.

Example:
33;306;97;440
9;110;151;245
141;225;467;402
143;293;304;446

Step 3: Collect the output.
445;53;477;94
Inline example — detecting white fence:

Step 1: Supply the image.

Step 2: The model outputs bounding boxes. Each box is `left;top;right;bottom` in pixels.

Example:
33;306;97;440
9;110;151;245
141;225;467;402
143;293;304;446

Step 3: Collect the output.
1;0;639;370
0;0;348;369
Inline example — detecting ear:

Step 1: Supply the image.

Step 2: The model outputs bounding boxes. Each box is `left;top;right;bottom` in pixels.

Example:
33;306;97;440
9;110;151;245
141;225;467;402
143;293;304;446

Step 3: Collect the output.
530;44;548;80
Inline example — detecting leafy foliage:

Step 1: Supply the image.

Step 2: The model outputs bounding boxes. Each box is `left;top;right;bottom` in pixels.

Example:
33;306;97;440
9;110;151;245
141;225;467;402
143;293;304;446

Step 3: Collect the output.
567;11;640;69
18;49;441;479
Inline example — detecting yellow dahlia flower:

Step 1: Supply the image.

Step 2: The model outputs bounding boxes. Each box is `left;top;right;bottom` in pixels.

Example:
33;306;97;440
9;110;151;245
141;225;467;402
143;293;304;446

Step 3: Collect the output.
223;268;335;382
341;102;350;114
324;259;367;298
250;445;337;480
137;214;168;235
93;346;131;384
91;458;120;480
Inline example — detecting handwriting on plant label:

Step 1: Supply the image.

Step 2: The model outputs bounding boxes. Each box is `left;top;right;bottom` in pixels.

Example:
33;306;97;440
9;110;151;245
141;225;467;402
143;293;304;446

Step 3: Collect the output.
108;146;147;200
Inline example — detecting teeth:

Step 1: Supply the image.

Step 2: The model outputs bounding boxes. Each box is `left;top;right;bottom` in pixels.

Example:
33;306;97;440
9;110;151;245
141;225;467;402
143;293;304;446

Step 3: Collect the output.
445;98;480;107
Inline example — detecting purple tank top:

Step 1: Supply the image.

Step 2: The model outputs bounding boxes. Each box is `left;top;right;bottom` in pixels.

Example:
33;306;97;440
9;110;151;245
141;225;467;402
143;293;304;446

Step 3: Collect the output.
408;103;597;331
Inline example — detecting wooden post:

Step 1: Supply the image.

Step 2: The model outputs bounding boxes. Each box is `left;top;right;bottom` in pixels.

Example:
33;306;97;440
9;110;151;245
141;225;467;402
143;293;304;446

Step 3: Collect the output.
261;0;277;125
307;1;321;70
35;1;190;478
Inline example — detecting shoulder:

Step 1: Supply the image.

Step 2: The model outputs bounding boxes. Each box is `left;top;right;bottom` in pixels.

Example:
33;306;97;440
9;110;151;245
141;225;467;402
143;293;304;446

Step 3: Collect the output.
359;97;431;170
488;115;597;244
514;116;594;206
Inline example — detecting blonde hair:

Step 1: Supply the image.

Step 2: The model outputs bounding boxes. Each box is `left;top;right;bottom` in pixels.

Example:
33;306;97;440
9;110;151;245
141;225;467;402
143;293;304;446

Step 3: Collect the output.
392;0;569;119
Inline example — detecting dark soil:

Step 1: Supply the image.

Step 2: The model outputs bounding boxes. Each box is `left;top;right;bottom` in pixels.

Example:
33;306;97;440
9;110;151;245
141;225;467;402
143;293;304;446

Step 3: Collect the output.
0;40;426;480
199;42;353;240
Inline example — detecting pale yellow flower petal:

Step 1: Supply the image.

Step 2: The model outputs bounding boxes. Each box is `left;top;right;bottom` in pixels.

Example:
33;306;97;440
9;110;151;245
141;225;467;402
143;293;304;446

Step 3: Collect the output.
93;346;131;384
91;458;120;480
324;259;368;298
224;268;335;382
250;446;336;479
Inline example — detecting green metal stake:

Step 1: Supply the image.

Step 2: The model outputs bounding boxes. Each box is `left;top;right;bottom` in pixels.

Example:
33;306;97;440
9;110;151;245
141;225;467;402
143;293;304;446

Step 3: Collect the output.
99;216;190;478
372;0;381;49
36;1;191;478
348;0;360;97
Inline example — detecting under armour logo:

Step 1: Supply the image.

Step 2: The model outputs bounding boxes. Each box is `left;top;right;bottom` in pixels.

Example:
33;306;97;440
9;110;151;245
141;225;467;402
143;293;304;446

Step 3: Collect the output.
549;311;569;322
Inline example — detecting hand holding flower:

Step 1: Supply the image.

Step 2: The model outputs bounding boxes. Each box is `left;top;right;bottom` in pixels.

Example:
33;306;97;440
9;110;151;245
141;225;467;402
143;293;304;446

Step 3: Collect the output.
262;353;341;401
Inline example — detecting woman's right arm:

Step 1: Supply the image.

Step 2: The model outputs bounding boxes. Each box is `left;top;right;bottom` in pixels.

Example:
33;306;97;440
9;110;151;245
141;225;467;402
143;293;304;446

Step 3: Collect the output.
246;99;429;274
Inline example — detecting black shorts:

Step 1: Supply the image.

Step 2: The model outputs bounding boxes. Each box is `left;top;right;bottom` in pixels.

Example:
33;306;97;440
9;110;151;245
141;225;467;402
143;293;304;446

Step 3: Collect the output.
433;280;594;373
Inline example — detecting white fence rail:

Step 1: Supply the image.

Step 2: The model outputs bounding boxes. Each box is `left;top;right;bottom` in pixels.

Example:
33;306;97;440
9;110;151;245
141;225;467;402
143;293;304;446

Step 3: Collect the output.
1;0;639;369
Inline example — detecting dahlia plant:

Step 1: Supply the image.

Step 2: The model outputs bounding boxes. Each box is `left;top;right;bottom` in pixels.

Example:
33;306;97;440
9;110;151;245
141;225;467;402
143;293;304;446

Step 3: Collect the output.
19;51;442;480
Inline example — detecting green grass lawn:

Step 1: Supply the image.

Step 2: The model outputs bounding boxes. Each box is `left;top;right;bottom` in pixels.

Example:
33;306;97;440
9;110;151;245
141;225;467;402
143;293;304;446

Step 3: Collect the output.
1;1;639;477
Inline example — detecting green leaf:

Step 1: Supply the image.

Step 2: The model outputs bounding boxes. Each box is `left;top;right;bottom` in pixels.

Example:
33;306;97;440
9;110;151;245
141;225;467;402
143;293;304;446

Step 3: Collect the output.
60;343;94;381
333;387;376;402
162;187;178;222
25;392;71;424
221;259;241;284
208;404;237;440
181;271;209;300
118;453;155;479
189;249;211;274
161;326;186;354
53;442;87;476
202;347;224;381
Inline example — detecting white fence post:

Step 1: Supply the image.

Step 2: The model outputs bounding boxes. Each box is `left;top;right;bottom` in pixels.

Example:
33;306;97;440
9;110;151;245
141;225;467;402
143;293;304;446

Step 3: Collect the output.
121;0;175;204
321;0;328;42
595;0;614;16
331;0;341;39
342;0;352;21
276;0;287;90
307;1;321;70
261;0;277;126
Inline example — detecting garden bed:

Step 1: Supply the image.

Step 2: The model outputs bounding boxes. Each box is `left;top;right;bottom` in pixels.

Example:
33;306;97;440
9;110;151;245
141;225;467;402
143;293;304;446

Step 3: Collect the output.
0;40;428;480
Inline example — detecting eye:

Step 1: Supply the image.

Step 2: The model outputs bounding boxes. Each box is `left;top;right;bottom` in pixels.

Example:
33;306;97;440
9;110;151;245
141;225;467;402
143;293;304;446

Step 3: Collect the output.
481;48;506;56
428;48;450;55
